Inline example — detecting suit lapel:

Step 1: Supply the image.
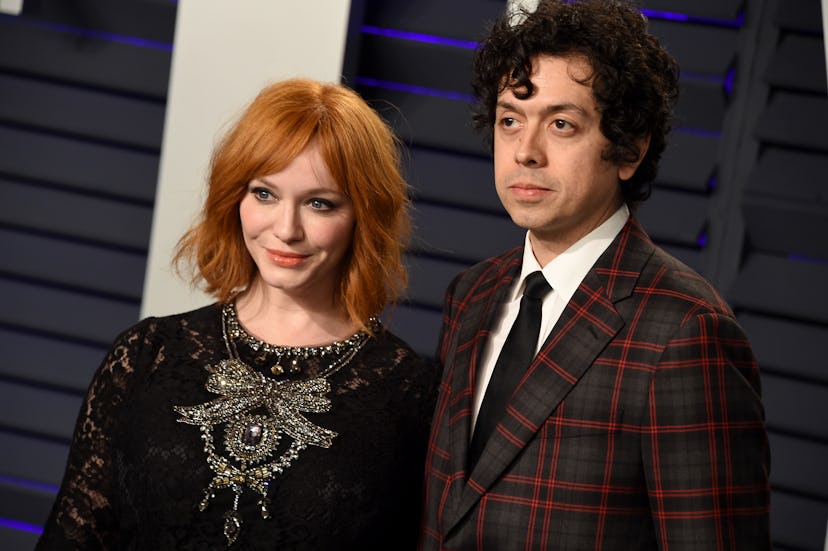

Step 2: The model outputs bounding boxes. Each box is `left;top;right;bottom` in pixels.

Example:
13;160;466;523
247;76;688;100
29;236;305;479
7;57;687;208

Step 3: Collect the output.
446;219;655;530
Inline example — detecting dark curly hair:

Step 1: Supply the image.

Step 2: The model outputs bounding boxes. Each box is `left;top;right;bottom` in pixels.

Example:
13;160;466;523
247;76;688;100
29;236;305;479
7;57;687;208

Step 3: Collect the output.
471;0;679;206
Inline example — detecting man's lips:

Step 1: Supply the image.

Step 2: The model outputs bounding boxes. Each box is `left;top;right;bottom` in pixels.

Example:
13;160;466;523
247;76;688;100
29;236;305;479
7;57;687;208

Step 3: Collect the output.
508;183;552;200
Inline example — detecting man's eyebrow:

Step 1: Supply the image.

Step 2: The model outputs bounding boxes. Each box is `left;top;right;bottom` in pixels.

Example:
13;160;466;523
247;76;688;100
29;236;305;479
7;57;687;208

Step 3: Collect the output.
496;100;589;117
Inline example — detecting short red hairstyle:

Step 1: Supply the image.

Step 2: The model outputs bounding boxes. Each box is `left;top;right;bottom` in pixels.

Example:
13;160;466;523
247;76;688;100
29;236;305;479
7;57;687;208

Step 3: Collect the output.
174;79;410;330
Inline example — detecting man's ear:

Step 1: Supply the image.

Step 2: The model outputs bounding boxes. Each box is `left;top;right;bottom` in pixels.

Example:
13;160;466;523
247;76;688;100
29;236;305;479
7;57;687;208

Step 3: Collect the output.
618;135;651;181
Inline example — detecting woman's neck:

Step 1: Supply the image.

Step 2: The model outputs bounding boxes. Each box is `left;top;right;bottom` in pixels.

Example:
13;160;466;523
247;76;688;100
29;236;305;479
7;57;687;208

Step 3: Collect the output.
233;283;356;347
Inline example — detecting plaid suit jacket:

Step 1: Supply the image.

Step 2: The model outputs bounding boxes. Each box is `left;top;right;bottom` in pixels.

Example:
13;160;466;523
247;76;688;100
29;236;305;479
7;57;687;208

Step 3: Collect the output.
419;219;770;550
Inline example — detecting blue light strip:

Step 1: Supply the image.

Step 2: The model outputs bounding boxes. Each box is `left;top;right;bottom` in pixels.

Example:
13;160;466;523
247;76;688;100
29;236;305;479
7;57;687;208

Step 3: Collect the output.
1;13;173;51
355;77;474;102
361;25;477;50
0;518;43;535
0;473;59;495
640;9;744;28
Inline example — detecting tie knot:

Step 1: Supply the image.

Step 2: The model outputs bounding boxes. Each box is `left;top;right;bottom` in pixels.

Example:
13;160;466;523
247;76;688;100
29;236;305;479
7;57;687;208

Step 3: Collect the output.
522;271;551;300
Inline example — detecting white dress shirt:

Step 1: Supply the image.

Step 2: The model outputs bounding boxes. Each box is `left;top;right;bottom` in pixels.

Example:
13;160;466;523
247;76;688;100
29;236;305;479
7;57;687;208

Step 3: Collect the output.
470;204;630;433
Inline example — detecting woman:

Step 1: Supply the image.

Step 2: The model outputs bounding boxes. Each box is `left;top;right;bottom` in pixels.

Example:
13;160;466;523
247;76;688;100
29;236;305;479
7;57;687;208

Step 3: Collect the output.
37;79;438;549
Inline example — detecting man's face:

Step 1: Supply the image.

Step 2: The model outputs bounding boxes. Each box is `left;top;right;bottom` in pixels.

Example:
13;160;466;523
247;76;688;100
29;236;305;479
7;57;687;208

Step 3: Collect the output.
493;54;644;263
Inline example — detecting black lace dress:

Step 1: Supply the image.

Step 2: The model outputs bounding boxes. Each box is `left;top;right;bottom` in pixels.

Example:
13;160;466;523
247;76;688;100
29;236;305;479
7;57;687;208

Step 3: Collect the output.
37;303;439;550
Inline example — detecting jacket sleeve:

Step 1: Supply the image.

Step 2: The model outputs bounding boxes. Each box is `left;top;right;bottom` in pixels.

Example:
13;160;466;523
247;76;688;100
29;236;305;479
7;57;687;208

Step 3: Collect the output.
642;312;771;549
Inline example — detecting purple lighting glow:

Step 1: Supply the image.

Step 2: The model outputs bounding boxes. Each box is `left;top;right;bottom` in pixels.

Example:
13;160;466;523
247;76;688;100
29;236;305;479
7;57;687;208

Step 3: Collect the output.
640;9;744;28
361;25;477;50
355;77;474;103
0;518;43;535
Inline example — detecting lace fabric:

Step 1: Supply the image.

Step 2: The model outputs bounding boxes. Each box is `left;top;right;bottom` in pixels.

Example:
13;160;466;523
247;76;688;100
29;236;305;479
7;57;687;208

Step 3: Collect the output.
37;303;439;550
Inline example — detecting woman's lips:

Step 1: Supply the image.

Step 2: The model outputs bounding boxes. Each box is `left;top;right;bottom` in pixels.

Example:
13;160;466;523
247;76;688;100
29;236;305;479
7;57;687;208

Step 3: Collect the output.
265;249;309;268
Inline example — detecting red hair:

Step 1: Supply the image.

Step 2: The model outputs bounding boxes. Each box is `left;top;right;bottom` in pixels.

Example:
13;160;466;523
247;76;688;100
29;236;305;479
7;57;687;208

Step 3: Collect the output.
174;79;410;330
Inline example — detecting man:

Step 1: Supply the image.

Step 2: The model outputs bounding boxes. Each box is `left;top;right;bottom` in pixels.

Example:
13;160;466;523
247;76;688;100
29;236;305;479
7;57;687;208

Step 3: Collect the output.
419;1;771;549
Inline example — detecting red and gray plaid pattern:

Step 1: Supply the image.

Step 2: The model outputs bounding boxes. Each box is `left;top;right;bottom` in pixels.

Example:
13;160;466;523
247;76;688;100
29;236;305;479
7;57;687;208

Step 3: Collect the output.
419;219;770;550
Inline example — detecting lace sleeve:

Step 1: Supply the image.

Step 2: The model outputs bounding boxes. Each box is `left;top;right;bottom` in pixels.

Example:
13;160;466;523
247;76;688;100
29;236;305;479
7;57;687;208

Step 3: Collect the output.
36;321;155;550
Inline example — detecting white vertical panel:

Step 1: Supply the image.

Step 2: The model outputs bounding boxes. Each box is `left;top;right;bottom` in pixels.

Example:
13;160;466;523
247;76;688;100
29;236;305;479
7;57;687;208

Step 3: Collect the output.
141;0;352;317
0;0;23;15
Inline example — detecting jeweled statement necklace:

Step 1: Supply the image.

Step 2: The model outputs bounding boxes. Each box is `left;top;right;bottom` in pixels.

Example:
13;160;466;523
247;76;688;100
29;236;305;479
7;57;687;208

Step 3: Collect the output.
173;303;373;545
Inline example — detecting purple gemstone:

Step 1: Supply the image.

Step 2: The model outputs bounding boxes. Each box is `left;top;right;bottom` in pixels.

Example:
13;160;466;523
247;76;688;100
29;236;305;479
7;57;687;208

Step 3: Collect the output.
242;423;264;446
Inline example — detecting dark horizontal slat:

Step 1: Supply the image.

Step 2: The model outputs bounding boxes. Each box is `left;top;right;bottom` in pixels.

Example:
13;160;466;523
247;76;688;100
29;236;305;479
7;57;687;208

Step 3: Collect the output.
382;303;442;361
636;187;708;247
762;373;828;441
0;277;139;345
0;524;41;551
361;86;483;155
0;381;81;440
0;431;68;487
0;72;165;150
0;126;158;202
362;0;503;42
728;253;828;324
770;489;828;551
765;34;828;93
639;0;743;20
411;202;524;264
742;194;828;259
738;313;828;384
21;0;176;44
746;147;828;203
0;228;146;299
358;33;473;95
769;432;828;499
406;147;498;211
0;178;153;250
674;79;727;133
774;0;823;34
755;92;828;151
405;253;471;310
657;244;704;277
0;482;54;530
0;17;171;98
650;19;739;76
658;132;719;193
0;327;103;392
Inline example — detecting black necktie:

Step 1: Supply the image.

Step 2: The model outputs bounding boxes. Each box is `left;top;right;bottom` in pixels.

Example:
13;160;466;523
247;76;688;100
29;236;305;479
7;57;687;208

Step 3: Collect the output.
468;271;551;470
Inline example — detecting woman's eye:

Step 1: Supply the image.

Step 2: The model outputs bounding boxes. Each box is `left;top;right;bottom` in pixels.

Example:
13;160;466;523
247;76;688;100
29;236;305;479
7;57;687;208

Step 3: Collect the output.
252;187;272;201
309;198;335;211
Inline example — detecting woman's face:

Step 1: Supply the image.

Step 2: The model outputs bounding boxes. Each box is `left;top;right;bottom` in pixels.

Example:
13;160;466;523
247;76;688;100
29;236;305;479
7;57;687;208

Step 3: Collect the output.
239;141;355;302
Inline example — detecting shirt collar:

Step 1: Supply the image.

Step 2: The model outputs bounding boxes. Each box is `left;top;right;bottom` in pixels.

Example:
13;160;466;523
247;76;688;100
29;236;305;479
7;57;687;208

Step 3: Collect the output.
513;204;630;302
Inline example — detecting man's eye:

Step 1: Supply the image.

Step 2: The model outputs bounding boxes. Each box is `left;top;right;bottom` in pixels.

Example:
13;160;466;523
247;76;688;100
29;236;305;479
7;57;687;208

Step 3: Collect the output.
500;117;517;127
553;119;573;130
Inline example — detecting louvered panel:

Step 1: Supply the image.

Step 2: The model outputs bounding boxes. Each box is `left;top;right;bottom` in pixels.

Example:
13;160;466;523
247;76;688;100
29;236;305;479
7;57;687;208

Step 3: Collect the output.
762;373;828;440
0;16;171;99
755;92;828;151
739;313;828;384
0;278;138;346
0;228;145;299
382;304;442;360
0;381;81;441
410;202;523;264
0;328;103;391
769;432;828;499
649;19;739;75
405;254;471;310
743;194;828;259
774;0;823;34
406;147;497;212
657;132;718;193
361;87;482;155
639;0;743;20
0;73;165;150
728;254;828;324
766;34;828;93
0;432;68;487
1;178;152;250
0;126;157;201
771;490;828;550
635;188;708;247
